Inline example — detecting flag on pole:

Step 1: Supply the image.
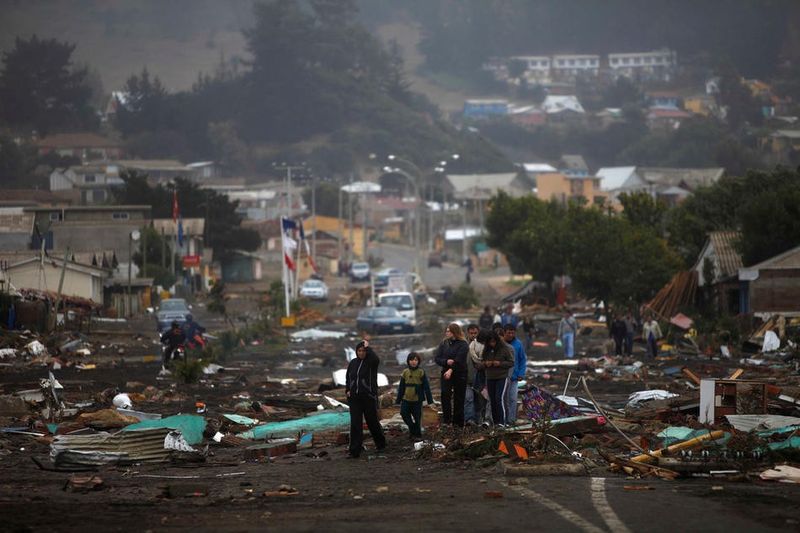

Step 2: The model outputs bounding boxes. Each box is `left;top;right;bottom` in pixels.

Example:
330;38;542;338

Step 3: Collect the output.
173;190;184;247
281;218;298;271
299;220;317;272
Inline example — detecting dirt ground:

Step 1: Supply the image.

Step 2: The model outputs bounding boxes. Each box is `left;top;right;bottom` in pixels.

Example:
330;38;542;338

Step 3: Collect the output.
3;308;800;532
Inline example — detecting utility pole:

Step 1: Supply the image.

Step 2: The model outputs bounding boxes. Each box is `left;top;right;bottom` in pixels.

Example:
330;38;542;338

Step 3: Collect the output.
273;163;306;218
311;182;317;265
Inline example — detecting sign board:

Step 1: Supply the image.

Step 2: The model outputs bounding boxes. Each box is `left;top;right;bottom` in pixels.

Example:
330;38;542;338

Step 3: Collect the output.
182;255;201;268
281;315;296;328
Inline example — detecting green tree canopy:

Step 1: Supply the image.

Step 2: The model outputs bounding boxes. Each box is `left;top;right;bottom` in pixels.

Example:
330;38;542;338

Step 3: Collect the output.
112;172;260;258
0;35;95;134
486;192;680;306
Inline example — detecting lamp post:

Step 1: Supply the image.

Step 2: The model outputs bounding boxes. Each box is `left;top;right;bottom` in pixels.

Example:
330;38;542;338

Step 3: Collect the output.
128;229;140;317
273;162;306;218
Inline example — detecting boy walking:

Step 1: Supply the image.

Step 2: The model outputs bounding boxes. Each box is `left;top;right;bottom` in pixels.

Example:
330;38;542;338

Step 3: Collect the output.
396;352;434;438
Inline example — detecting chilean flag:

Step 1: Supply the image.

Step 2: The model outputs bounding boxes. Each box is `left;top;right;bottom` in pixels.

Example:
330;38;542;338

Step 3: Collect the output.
281;217;297;271
299;219;317;273
173;190;184;247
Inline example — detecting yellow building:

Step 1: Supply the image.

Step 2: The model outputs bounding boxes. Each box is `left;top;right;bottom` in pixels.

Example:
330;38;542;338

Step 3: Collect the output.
535;173;607;206
303;215;371;260
683;95;714;117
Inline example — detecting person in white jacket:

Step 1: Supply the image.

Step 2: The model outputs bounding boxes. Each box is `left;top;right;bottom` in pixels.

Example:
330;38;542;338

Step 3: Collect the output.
642;315;663;358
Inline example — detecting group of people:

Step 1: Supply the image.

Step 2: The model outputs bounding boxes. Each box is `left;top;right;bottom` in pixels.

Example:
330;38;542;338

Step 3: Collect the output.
343;321;528;458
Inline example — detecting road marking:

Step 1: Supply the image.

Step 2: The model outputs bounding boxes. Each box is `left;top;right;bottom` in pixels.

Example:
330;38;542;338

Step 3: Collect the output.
590;477;632;533
498;480;604;533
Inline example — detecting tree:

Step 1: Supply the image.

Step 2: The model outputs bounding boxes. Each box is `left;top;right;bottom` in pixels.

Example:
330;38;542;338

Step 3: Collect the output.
0;134;38;188
0;35;95;134
114;68;171;136
618;191;668;234
737;169;800;265
602;77;643;108
112;171;260;258
302;182;344;218
716;62;763;130
486;192;680;308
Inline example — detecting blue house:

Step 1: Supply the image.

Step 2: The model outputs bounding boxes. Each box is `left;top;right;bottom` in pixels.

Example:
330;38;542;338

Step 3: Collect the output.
463;99;509;119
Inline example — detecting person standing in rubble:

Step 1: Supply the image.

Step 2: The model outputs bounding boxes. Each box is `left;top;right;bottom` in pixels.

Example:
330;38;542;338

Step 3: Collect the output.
557;310;579;358
434;323;470;427
345;340;386;458
642;314;662;358
500;303;519;330
624;312;636;356
610;314;627;356
395;352;433;439
502;324;527;425
463;324;481;424
475;330;514;426
468;327;489;426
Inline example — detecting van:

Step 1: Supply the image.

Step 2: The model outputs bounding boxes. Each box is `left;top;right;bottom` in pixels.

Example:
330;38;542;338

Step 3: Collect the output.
377;291;416;326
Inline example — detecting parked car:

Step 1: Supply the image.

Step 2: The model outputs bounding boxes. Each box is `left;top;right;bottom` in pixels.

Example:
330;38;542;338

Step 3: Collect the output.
349;261;371;282
299;279;329;301
428;252;444;268
356;306;414;335
373;267;403;291
377;291;416;326
155;298;191;332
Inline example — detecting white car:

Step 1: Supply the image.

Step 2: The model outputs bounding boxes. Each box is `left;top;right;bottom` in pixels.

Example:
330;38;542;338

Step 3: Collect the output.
349;262;371;281
300;279;329;301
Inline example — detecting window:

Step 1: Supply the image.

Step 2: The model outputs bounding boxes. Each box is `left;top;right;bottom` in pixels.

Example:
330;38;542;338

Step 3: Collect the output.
84;174;96;183
569;59;575;66
623;58;630;64
111;212;129;220
49;212;62;222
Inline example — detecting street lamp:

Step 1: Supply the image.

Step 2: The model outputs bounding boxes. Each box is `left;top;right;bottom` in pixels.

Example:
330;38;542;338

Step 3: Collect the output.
128;229;140;317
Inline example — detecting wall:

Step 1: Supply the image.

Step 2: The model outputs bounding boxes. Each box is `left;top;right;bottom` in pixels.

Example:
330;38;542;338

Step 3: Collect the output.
749;269;800;313
7;262;101;302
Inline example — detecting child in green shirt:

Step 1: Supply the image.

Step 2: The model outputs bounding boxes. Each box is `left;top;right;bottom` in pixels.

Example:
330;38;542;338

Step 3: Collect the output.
395;352;434;438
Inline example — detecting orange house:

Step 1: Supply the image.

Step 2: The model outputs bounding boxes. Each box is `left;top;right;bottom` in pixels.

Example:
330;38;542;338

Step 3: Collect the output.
535;172;607;206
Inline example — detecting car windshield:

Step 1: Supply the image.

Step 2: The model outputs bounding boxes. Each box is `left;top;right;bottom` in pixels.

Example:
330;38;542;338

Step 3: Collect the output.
352;263;368;270
364;307;398;318
380;295;413;310
303;280;323;288
160;300;187;311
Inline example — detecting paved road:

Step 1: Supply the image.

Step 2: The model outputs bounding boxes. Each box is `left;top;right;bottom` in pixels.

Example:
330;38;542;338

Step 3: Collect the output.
373;242;509;296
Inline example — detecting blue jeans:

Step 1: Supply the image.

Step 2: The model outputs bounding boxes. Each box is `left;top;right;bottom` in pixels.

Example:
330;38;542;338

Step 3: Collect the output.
562;332;575;358
487;378;508;426
504;379;518;424
464;386;476;423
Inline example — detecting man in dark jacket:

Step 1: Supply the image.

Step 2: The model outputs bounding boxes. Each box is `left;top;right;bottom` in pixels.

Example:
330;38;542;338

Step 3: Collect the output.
160;320;186;370
610;314;627;356
345;340;386;458
434;323;470;426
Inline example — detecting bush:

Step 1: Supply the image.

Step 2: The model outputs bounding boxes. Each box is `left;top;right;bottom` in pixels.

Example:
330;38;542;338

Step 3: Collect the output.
447;283;480;309
173;358;205;384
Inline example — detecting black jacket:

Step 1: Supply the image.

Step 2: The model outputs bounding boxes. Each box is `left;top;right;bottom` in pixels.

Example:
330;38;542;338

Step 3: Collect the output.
160;329;186;347
346;347;381;398
434;338;469;378
610;319;627;339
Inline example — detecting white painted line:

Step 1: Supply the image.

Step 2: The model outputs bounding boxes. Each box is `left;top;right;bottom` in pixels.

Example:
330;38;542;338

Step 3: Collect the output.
590;477;632;533
498;480;604;533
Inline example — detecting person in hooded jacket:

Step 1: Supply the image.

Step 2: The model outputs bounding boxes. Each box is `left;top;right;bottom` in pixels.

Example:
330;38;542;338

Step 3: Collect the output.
345;340;386;458
395;352;434;438
434;322;470;426
475;329;514;426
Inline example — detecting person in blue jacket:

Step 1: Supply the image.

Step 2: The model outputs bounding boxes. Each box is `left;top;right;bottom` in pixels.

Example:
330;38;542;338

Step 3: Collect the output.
395;352;433;438
502;323;527;425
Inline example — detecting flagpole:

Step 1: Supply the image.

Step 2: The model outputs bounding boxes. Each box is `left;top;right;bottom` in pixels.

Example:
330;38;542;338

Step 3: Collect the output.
293;219;301;300
281;217;290;318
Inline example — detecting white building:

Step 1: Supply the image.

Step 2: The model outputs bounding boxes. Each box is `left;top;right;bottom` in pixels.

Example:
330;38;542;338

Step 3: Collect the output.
551;54;600;79
510;55;552;83
608;49;677;81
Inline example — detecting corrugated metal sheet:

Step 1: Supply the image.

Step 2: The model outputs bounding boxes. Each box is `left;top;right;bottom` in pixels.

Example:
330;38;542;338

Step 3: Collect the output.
709;231;743;279
51;428;172;466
